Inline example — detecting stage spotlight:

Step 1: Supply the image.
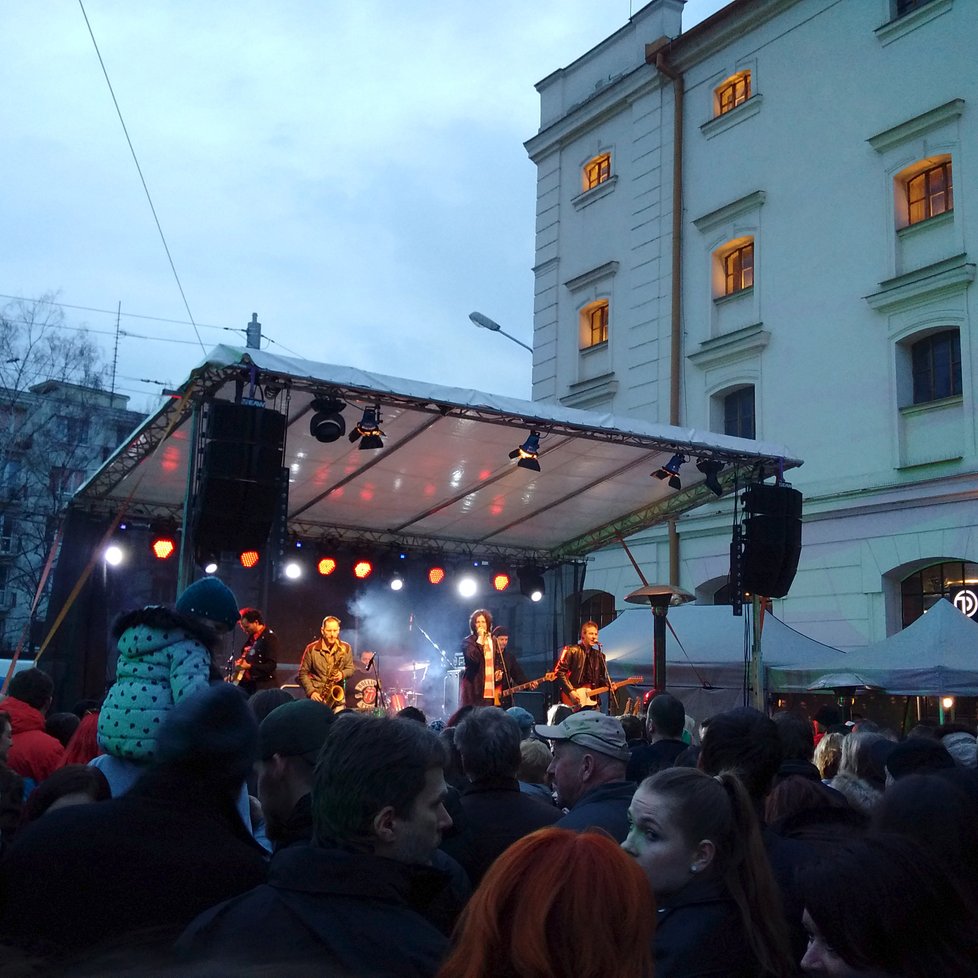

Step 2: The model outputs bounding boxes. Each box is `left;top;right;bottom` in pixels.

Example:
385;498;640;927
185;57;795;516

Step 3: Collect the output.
428;566;446;585
390;573;405;592
696;458;725;497
204;560;218;575
457;575;478;599
509;431;541;472
284;560;302;580
653;453;687;491
492;570;511;592
519;567;545;602
317;556;337;576
150;535;176;560
239;550;260;569
349;405;385;450
104;545;124;567
309;396;346;443
353;559;374;580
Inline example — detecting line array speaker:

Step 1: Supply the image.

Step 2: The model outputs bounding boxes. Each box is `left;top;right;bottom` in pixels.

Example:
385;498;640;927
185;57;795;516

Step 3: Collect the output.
741;483;802;598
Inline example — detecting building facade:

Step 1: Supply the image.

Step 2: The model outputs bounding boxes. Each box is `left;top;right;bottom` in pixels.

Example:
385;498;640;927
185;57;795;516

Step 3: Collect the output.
0;381;144;654
525;0;976;649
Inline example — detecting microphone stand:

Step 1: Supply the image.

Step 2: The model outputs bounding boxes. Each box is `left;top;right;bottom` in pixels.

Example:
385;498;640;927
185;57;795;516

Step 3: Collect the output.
599;645;620;716
366;654;388;714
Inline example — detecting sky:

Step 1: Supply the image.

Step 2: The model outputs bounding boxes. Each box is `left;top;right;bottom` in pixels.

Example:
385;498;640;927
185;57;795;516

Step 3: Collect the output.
4;0;728;413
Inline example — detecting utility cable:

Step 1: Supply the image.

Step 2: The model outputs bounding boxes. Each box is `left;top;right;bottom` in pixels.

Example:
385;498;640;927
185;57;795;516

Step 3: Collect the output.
77;0;206;356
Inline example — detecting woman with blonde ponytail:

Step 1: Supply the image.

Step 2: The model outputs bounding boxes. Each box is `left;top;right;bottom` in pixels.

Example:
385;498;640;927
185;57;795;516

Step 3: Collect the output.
622;766;796;978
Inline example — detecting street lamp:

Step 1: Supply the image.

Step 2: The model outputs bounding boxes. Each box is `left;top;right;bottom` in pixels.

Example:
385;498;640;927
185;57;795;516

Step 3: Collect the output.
468;312;533;354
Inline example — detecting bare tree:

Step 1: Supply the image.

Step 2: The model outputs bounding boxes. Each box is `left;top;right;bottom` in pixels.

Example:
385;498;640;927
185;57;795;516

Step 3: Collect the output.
0;295;139;653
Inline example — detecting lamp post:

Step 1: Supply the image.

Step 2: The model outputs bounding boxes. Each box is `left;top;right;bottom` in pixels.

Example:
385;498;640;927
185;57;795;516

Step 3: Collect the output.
626;584;694;693
468;312;533;354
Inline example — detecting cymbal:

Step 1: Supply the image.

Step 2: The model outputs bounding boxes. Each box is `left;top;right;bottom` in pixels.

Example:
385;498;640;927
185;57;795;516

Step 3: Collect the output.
399;661;429;670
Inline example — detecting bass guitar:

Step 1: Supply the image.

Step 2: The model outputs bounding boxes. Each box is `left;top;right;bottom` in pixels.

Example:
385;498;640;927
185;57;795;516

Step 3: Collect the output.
561;675;643;709
501;672;556;698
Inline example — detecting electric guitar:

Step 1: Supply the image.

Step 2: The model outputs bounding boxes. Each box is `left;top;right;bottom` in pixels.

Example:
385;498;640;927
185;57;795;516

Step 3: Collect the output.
561;675;643;709
502;672;556;698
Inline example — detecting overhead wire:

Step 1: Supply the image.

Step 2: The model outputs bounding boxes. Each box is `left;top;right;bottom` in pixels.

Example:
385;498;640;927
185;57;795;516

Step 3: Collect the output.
77;0;206;356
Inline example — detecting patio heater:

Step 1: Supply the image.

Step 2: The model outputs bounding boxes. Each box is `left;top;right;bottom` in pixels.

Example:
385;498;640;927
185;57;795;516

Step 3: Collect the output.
626;584;694;693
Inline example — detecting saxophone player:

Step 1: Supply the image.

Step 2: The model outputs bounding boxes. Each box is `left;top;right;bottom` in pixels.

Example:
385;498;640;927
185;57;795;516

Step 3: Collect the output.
298;616;355;708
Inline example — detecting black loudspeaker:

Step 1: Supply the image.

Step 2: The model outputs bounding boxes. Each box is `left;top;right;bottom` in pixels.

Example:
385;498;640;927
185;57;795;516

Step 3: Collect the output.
513;691;546;724
741;484;802;598
193;402;287;556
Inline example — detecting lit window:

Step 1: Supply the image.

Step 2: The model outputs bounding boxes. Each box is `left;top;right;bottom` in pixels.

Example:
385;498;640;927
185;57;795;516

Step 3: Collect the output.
715;72;750;117
722;241;754;296
583;153;611;192
905;159;953;225
911;330;961;404
580;300;609;349
724;386;755;439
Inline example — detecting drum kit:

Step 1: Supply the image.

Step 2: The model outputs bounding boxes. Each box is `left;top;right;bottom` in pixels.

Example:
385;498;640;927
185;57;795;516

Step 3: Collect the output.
386;659;428;715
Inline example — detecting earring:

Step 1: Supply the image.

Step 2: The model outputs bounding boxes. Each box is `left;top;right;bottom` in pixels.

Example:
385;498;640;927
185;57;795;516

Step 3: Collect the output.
690;865;699;873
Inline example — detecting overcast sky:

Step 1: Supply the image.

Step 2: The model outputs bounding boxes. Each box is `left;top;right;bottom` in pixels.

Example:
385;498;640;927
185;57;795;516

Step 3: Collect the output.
4;0;727;411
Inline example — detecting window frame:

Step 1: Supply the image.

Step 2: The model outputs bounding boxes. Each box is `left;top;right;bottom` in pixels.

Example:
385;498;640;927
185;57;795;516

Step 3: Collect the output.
910;328;961;404
714;71;751;117
721;240;754;297
579;300;609;350
582;153;612;193
723;385;756;439
905;158;953;226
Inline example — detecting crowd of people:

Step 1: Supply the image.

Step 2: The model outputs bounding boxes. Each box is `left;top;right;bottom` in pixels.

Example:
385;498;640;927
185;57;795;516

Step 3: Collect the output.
1;580;977;976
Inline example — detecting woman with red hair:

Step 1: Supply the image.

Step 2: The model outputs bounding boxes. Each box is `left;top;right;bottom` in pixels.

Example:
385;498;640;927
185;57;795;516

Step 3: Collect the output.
437;827;655;978
60;711;103;768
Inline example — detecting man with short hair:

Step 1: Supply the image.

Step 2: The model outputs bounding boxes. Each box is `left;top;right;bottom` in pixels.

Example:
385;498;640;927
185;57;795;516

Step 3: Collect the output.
233;608;279;695
535;710;635;841
298;616;354;707
440;707;559;884
626;692;688;783
554;620;609;711
180;714;453;976
1;668;64;785
256;699;335;849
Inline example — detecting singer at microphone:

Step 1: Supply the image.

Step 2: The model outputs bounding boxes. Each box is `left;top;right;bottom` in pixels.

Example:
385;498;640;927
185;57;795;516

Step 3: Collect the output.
553;620;610;713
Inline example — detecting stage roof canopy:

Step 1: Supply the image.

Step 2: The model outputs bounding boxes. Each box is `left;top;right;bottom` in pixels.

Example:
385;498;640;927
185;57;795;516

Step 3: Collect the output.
75;346;802;563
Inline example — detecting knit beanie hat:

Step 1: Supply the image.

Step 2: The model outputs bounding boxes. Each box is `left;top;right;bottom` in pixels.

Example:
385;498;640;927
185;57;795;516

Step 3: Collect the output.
885;737;955;780
156;683;257;785
941;731;977;768
175;577;240;631
259;699;336;764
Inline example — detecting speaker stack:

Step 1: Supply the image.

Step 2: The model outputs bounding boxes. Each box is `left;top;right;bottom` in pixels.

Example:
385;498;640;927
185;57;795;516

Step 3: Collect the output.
192;401;288;563
740;483;803;598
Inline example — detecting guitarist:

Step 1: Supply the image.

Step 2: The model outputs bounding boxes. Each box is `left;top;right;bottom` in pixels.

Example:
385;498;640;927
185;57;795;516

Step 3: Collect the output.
492;626;539;708
555;621;609;712
234;608;280;695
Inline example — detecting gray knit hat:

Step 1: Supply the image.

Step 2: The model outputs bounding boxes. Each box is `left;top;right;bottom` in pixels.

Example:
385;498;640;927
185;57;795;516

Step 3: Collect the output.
175;577;239;631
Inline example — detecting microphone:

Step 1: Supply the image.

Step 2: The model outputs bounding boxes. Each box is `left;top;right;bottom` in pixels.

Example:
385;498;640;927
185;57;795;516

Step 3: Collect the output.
365;653;376;672
594;642;602;651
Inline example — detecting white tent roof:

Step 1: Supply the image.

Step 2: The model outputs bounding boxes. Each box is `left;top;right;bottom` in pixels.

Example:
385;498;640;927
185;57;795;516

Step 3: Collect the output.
76;345;801;563
601;604;848;718
770;598;978;695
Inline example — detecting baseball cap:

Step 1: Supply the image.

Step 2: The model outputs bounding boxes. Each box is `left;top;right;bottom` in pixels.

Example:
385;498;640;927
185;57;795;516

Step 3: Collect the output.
259;699;336;764
535;710;630;761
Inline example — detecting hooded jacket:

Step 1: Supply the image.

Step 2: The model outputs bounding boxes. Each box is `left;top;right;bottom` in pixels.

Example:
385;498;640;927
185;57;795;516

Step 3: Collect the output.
98;606;218;763
1;695;64;783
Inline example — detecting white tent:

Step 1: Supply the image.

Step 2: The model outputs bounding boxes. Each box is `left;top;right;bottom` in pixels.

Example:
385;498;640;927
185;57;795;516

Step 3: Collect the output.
770;598;978;696
600;604;849;719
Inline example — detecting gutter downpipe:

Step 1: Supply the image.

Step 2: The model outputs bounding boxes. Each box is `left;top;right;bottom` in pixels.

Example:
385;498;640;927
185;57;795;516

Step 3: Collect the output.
648;40;684;586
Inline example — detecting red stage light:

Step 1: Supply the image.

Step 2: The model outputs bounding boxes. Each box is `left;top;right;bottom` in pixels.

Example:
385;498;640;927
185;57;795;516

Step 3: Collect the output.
317;557;337;576
151;537;176;560
428;566;445;585
492;572;511;592
239;550;260;568
353;559;373;579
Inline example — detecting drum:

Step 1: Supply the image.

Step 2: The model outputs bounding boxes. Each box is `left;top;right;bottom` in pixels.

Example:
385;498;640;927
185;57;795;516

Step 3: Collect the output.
387;690;407;714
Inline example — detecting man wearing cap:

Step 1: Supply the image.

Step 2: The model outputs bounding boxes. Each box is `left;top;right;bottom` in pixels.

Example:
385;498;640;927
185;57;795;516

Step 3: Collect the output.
256;699;335;850
535;710;635;841
298;616;354;707
233;608;279;696
492;627;536;709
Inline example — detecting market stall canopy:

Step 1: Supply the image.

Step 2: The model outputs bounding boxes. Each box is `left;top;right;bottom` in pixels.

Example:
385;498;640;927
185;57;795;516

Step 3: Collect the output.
74;345;802;563
772;598;978;696
601;604;847;718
